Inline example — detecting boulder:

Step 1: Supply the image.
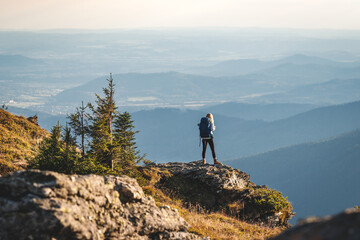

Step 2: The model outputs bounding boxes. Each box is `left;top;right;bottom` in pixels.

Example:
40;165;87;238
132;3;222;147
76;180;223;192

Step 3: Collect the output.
145;161;294;226
0;170;206;240
271;208;360;240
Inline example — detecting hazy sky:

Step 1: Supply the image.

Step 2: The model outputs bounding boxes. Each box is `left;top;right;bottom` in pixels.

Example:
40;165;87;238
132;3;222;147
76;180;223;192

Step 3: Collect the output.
1;0;359;30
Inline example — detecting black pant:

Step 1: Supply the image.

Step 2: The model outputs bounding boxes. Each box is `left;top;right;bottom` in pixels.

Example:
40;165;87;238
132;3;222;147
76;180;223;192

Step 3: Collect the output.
202;138;216;159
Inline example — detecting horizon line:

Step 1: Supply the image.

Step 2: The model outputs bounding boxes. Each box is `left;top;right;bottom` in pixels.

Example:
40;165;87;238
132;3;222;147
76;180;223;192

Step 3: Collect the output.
1;26;360;33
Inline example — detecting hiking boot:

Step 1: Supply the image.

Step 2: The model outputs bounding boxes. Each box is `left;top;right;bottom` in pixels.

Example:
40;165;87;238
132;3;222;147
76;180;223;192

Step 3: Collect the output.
214;158;221;165
202;158;206;164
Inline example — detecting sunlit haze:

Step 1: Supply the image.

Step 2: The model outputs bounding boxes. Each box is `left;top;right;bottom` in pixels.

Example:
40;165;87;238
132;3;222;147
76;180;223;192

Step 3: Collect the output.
1;0;360;30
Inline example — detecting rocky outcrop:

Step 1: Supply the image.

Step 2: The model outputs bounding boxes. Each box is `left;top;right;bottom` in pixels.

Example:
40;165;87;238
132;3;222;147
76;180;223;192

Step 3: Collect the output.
152;161;251;190
271;208;360;240
145;161;294;226
0;170;205;240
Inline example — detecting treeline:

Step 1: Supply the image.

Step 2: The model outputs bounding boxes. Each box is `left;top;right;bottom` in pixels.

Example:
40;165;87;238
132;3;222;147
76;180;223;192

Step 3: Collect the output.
29;74;144;177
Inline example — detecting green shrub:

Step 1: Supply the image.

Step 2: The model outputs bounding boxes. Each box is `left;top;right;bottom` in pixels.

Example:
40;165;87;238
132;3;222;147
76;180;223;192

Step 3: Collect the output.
249;187;292;213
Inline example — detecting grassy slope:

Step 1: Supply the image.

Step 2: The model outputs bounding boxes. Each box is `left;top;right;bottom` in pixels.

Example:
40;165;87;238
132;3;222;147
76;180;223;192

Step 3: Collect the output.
181;205;282;240
0;109;48;174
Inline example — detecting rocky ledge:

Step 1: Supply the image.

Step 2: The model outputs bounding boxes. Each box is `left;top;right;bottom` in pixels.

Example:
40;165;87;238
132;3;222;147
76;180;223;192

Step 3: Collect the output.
271;208;360;240
144;161;294;226
0;170;206;240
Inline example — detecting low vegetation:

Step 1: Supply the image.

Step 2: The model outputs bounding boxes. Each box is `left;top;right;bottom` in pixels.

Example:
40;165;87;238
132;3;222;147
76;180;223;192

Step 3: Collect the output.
251;187;291;213
140;167;286;239
28;74;144;176
184;211;283;240
0;109;48;175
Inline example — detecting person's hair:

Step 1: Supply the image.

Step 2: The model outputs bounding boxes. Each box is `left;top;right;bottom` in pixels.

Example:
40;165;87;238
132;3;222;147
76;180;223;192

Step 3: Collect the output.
206;113;214;123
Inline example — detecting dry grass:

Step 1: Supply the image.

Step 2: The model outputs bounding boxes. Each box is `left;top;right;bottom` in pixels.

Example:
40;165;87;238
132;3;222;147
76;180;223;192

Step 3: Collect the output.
185;211;282;240
0;109;48;174
141;168;285;240
156;201;284;240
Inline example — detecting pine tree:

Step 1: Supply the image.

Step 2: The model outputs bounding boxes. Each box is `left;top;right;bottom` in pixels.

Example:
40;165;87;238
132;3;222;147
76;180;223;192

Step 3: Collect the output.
29;123;78;173
88;73;118;170
62;124;78;173
31;73;143;176
113;111;143;173
35;123;62;171
68;101;88;157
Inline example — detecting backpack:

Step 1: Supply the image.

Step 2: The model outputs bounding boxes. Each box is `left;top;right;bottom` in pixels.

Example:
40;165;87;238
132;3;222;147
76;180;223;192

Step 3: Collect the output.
199;117;211;138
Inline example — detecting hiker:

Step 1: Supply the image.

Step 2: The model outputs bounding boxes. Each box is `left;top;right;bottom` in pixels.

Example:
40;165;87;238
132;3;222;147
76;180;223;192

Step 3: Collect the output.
198;113;220;165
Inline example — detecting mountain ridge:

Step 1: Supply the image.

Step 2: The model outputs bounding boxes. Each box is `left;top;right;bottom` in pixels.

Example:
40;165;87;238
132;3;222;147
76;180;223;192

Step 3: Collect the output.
225;128;360;222
133;101;360;162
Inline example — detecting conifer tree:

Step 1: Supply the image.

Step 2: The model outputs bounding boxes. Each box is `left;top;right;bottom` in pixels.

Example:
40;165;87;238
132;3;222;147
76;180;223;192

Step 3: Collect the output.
113;111;143;172
88;73;118;170
35;123;62;171
68;101;88;157
62;124;78;173
31;73;143;176
29;123;77;173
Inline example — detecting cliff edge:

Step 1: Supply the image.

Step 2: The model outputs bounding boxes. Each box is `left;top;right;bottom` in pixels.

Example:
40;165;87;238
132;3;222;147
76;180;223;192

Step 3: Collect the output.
142;161;294;227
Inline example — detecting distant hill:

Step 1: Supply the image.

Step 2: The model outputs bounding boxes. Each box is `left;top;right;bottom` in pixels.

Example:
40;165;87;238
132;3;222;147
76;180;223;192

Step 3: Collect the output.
189;54;360;77
132;101;360;162
45;56;360;114
190;59;277;76
225;129;360;222
261;78;360;104
200;102;317;121
50;72;277;109
245;62;360;87
277;54;357;66
249;101;360;151
0;109;48;174
0;54;43;68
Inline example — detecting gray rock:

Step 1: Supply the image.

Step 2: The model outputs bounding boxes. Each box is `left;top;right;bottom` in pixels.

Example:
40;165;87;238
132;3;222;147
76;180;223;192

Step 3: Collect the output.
147;160;293;227
271;208;360;240
0;170;205;240
152;161;251;190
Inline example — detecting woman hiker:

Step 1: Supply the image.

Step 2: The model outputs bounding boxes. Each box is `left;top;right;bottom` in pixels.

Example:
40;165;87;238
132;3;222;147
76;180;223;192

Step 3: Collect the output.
199;113;220;165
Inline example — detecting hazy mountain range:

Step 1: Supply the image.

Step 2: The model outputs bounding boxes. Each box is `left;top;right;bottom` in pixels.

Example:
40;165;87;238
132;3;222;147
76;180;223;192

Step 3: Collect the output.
188;54;360;77
47;72;278;113
263;78;360;104
225;129;360;222
38;62;360;114
132;101;360;162
0;54;43;68
1;30;360;111
200;102;317;121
